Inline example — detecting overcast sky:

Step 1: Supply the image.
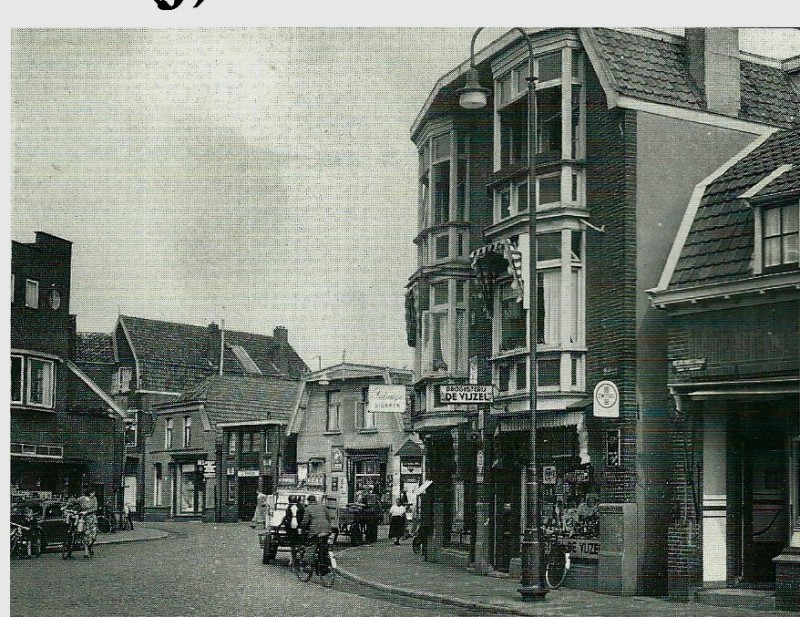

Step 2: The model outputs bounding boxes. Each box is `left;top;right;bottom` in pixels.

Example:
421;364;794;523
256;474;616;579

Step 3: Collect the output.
9;25;800;371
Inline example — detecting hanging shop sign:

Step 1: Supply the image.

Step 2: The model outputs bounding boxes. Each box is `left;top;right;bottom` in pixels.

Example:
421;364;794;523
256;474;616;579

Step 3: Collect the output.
672;358;706;372
593;380;619;418
559;538;600;560
439;384;494;404
368;385;407;413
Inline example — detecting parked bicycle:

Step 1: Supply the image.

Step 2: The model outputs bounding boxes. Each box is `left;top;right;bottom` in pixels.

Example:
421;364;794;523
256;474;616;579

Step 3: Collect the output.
61;509;93;559
401;520;427;556
293;533;336;587
542;527;571;589
11;519;41;559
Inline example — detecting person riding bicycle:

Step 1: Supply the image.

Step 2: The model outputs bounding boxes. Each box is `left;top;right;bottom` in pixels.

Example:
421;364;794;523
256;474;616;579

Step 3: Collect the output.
77;489;98;557
302;495;332;566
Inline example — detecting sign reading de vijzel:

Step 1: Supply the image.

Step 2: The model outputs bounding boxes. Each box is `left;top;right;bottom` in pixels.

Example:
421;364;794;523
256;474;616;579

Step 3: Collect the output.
593;380;620;418
367;384;407;413
439;384;494;404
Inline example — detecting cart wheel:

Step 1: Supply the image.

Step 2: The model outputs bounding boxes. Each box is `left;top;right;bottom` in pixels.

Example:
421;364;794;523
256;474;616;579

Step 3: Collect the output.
263;537;277;564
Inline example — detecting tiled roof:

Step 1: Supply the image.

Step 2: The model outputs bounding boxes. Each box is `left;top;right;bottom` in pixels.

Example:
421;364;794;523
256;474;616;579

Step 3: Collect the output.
119;315;308;392
589;29;799;128
168;373;303;426
75;332;115;364
668;127;800;290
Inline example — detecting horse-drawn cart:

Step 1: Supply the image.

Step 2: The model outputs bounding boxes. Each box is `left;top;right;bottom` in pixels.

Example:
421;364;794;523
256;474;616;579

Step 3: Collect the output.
331;502;383;546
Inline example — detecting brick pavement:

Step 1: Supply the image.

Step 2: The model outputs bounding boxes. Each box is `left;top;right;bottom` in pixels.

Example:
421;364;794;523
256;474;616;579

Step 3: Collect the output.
334;539;793;617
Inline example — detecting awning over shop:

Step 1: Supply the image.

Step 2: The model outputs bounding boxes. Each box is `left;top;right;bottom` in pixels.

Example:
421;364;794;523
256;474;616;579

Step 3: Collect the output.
469;238;525;317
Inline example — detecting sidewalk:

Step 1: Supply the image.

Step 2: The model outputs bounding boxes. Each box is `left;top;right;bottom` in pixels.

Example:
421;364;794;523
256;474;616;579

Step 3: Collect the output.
93;526;168;545
334;540;791;617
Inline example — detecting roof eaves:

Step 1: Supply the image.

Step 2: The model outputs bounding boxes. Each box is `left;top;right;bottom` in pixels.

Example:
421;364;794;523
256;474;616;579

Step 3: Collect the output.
739;164;794;199
649;129;778;296
64;359;126;419
578;27;621;108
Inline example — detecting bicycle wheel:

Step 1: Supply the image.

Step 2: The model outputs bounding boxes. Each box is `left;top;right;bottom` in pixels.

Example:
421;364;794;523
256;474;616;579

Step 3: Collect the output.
318;551;336;587
412;535;422;554
62;532;73;559
545;545;568;589
298;551;314;582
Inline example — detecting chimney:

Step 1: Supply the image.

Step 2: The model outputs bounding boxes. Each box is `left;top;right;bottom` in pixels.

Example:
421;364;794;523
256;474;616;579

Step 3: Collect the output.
273;326;289;375
273;326;288;344
686;28;741;117
206;322;221;369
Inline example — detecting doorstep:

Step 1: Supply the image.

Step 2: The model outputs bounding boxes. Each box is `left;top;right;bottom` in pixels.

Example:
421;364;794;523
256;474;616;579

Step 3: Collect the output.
695;588;776;611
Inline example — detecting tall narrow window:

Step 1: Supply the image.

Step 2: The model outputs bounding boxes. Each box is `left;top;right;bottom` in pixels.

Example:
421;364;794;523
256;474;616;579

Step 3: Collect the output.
183;416;192;448
499;283;526;351
25;279;39;309
11;355;23;404
117;366;133;393
165;418;174;449
228;431;236;455
27;358;54;407
154;463;163;506
432;134;451;225
326;391;341;432
763;203;799;269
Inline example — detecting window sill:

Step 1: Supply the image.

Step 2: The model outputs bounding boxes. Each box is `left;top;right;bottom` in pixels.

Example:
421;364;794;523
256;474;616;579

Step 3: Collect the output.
357;428;379;434
323;431;342;436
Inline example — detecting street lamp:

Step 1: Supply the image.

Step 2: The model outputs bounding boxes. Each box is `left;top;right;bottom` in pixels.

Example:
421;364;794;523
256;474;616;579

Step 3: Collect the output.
459;27;547;601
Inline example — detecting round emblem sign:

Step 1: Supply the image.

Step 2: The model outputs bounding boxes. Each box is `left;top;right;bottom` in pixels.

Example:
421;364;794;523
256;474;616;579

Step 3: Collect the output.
593;380;620;417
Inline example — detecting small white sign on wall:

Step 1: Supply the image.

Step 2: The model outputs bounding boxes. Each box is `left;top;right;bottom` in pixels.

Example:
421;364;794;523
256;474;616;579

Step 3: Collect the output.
593;380;620;418
368;385;406;413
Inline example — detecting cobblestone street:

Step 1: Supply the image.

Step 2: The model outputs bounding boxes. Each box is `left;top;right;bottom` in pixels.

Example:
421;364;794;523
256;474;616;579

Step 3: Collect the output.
9;523;481;617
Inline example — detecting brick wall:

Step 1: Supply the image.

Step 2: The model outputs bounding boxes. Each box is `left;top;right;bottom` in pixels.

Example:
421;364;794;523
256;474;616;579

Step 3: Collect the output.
667;412;703;598
583;64;639;504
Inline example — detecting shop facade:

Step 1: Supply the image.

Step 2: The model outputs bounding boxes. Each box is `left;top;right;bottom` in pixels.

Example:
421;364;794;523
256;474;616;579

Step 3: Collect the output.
144;373;302;522
287;363;415;511
649;126;800;608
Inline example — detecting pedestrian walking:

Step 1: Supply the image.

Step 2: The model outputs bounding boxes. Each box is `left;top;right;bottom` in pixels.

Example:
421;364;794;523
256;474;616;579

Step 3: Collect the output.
388;498;406;545
124;501;135;530
251;490;269;529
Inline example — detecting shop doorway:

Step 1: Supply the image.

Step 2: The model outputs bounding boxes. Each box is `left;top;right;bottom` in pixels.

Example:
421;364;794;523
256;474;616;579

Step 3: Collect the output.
733;413;789;587
238;477;258;521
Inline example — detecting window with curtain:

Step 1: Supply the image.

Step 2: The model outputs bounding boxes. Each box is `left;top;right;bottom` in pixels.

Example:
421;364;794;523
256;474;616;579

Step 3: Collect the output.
326;390;341;432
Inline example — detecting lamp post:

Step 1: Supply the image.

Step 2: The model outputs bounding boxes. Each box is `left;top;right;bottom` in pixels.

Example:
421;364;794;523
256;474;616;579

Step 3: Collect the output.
458;27;547;601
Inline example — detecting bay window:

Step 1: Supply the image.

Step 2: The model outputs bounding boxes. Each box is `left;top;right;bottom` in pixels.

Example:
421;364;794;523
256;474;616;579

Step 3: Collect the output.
499;282;526;351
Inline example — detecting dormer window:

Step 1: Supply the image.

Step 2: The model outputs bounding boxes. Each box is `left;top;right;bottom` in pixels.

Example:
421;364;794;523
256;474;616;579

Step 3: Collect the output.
762;202;799;270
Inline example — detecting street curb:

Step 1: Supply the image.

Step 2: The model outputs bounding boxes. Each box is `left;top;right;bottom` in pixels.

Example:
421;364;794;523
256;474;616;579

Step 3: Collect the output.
333;544;532;616
94;528;169;546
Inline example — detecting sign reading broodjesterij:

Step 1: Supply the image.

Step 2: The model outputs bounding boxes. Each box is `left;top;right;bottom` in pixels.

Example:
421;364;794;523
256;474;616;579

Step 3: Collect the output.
439;384;494;404
367;384;407;413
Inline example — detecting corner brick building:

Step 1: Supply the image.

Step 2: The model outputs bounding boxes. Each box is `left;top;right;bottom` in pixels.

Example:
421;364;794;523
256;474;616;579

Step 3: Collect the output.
406;27;799;598
11;232;126;505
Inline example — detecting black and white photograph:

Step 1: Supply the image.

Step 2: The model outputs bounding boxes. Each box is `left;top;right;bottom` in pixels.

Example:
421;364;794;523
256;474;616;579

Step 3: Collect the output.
6;4;800;615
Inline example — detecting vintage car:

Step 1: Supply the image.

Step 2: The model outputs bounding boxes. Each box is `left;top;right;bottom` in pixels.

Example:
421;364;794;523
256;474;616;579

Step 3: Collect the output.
260;489;326;564
10;499;69;553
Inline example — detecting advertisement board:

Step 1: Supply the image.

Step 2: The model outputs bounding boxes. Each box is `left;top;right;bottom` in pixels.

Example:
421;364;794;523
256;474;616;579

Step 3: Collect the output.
368;384;406;413
438;384;494;404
